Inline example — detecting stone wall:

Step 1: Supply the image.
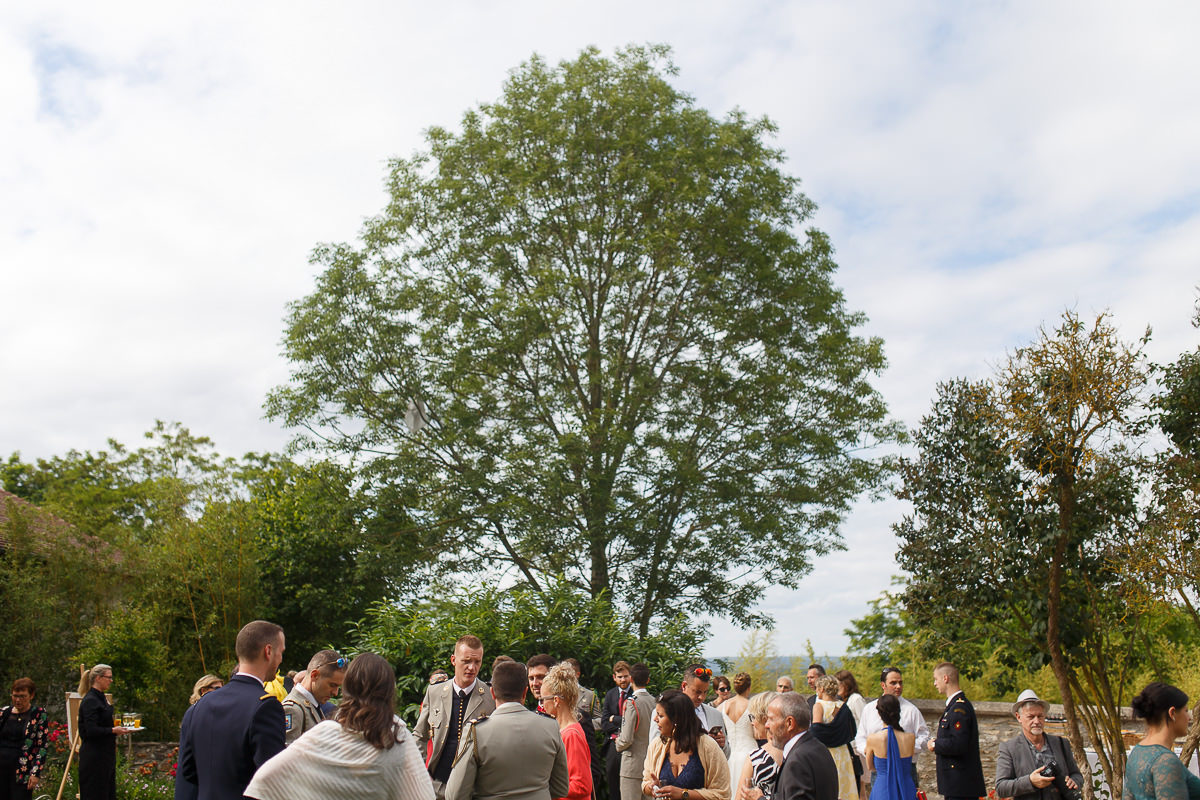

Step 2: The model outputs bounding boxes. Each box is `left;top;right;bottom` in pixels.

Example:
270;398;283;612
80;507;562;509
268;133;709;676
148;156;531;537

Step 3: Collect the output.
908;698;1144;799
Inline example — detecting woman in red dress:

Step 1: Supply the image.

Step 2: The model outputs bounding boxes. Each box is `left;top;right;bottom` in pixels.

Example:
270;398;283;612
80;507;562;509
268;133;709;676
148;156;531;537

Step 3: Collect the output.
541;664;594;800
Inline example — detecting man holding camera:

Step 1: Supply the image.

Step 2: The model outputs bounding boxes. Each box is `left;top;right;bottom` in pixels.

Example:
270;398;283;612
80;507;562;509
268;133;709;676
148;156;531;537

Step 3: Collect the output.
995;690;1083;800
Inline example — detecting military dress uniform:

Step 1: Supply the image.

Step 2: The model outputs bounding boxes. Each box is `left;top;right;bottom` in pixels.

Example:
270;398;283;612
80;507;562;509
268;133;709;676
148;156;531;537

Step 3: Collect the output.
178;674;286;800
444;702;569;800
414;679;497;800
932;691;987;800
282;684;325;745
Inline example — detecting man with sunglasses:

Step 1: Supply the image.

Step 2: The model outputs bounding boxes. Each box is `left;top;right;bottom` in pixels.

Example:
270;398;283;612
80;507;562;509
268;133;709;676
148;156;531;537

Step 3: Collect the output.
282;649;347;745
678;664;730;755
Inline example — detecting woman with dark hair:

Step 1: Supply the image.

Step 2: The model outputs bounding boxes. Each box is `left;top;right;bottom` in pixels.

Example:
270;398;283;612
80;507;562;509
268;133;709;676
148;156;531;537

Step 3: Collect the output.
1;678;49;800
643;690;731;800
713;678;732;708
246;653;435;800
835;671;866;726
1124;682;1200;800
863;695;915;800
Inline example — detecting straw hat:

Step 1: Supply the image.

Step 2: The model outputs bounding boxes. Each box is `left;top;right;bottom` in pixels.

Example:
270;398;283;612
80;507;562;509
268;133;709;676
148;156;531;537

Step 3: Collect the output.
1011;689;1051;715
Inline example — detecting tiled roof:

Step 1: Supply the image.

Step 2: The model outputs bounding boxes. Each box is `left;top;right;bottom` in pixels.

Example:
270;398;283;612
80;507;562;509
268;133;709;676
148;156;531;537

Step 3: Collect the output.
0;489;122;562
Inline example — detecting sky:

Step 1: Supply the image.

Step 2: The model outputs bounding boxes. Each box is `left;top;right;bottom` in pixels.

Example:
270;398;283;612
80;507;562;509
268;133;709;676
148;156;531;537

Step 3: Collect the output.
3;1;1199;662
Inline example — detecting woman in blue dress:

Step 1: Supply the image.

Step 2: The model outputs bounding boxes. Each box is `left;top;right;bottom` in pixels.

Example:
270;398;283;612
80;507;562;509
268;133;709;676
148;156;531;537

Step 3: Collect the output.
863;695;916;800
1125;682;1200;800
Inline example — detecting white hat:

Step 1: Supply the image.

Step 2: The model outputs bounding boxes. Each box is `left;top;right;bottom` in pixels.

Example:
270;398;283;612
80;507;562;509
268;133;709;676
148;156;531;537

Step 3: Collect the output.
1012;689;1051;716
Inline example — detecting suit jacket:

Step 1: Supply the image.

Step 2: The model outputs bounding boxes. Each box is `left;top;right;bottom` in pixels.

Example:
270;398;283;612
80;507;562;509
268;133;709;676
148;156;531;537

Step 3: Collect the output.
601;687;627;751
615;689;655;779
994;732;1082;800
178;674;286;800
282;685;325;746
699;703;731;757
444;702;569;800
932;692;986;798
775;732;838;800
415;679;497;774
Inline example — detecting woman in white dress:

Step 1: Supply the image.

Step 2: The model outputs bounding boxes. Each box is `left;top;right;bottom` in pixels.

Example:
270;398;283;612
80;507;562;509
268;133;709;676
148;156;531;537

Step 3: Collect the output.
721;672;755;784
246;653;436;800
813;676;857;800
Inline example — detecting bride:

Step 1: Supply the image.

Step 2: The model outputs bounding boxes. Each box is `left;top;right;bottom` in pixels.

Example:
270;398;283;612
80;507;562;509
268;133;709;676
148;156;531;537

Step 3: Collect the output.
721;672;755;782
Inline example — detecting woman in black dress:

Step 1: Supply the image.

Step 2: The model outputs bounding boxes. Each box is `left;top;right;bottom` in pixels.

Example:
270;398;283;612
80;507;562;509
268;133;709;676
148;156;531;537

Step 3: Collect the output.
79;664;128;800
1;677;48;800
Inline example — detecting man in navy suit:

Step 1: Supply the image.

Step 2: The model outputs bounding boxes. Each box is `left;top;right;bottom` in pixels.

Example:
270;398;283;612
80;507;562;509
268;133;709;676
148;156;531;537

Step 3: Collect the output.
178;620;287;800
600;661;633;800
769;691;837;800
929;662;986;800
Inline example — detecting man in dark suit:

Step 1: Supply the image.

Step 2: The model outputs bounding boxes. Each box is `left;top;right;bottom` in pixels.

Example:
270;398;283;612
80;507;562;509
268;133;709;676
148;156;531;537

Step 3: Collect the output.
769;691;837;800
178;620;287;800
600;660;633;800
929;662;986;800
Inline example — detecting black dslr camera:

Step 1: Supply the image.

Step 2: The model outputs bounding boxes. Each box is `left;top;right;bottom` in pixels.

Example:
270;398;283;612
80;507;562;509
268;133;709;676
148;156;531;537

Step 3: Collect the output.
1039;759;1081;800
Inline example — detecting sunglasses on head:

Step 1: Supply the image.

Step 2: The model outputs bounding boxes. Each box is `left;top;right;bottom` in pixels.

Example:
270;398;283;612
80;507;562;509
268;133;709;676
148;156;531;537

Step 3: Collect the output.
322;657;350;670
692;667;713;680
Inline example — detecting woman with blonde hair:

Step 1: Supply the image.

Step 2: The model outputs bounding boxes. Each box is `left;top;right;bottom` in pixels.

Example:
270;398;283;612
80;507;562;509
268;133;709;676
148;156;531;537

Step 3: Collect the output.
188;675;224;705
735;692;780;800
812;675;856;799
540;663;593;800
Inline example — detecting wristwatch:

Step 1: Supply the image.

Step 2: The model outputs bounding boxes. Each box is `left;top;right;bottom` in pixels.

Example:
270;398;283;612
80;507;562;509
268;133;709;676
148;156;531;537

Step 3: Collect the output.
682;791;690;799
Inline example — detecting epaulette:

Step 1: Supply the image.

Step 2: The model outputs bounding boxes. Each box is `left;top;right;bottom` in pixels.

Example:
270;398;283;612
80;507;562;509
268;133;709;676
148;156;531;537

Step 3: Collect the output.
451;718;485;768
259;693;272;701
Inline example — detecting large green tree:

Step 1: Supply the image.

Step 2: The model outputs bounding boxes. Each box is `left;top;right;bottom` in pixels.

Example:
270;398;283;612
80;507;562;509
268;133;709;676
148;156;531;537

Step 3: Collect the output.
895;311;1149;798
268;45;898;635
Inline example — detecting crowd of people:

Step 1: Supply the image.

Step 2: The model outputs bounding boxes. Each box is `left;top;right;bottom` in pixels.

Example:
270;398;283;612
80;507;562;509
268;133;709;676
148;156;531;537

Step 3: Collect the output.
2;621;1198;800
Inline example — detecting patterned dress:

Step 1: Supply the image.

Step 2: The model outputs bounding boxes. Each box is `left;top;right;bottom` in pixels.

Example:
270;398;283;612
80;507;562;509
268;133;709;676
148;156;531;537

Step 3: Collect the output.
746;748;779;800
816;699;857;799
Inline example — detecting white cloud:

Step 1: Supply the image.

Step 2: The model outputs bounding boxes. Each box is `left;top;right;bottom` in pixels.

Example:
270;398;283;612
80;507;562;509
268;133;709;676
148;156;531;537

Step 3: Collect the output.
3;0;1199;658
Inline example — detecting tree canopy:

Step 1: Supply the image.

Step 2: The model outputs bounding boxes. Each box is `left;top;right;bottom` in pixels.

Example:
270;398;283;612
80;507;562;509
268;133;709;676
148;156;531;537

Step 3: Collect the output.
268;45;898;634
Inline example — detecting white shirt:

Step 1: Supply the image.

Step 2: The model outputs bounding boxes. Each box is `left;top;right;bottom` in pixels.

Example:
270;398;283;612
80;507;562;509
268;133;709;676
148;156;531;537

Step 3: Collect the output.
782;730;806;761
944;690;963;708
853;695;930;759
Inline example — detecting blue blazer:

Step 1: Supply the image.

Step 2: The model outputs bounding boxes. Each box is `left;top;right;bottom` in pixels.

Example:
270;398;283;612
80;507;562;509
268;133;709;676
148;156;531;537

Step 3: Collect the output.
178;674;285;800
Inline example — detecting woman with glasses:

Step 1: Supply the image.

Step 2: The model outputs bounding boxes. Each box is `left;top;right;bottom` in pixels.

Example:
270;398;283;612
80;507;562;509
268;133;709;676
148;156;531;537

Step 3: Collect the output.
246;653;435;800
540;664;593;800
733;692;780;800
1;678;49;800
712;678;731;708
643;690;731;800
79;664;130;800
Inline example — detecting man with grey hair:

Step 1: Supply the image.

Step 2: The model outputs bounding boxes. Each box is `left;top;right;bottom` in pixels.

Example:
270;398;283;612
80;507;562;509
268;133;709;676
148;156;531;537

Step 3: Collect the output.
769;692;837;800
995;690;1082;800
776;675;795;693
282;649;347;744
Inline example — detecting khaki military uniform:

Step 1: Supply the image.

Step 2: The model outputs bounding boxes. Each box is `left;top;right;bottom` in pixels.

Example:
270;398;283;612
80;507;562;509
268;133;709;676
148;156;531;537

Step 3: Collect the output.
444;702;569;800
282;685;325;745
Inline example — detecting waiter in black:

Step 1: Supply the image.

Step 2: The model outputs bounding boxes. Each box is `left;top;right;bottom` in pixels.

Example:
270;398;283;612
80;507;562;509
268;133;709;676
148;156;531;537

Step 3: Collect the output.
929;661;987;800
79;664;127;800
